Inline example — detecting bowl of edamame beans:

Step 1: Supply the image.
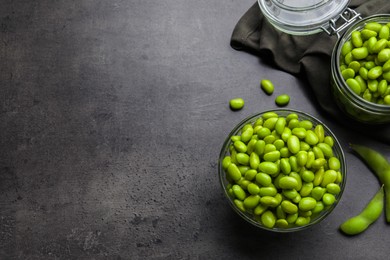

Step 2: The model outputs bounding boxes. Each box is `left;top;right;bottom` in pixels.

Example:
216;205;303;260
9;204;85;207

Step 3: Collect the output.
219;109;346;232
331;15;390;124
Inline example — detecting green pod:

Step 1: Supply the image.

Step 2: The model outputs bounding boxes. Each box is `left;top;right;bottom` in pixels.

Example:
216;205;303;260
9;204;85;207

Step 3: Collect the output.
340;186;384;235
350;144;390;222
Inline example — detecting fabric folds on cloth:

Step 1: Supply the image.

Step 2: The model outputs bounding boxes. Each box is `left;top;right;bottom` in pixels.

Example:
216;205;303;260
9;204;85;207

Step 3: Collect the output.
231;0;390;144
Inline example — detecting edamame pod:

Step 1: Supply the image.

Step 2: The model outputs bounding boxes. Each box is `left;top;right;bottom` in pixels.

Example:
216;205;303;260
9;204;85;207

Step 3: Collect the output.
340;186;384;235
350;144;390;222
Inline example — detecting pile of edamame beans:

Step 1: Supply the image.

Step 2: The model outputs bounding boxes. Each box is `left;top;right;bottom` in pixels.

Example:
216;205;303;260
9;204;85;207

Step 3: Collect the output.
221;111;344;229
340;21;390;105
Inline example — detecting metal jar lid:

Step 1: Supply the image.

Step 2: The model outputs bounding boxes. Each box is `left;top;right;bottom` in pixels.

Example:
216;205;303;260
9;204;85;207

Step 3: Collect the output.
258;0;358;36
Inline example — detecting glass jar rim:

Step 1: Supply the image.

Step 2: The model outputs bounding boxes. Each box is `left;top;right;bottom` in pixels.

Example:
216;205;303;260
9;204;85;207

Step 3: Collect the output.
258;0;350;35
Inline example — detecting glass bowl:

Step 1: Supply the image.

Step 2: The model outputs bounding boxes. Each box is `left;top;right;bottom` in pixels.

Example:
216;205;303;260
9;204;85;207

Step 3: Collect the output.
218;109;347;232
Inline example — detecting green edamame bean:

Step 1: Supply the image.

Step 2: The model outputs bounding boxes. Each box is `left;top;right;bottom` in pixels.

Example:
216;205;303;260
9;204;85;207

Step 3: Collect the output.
361;29;377;40
278;176;298;190
273;139;285;150
292;127;306;139
367;66;383;79
222;156;231;170
351;31;363;47
263;150;281;162
274;117;286;135
350;144;390;222
275;94;290;107
249;152;260;169
241;127;253;143
317;143;333;158
314;125;324;143
244;169;257;181
258;161;279;176
236;153;250;165
351;47;368;60
321;170;338;187
232;184;246;200
312;201;325;214
348;61;361;73
299;197;317;211
299;120;313;130
340;186;384;235
379;25;389;40
301;170;315;183
346;78;361;95
322;193;336;206
341;41;353;56
282;189;299;200
234;140;247;153
244;195;261;209
281;200;298;214
305;130;319;146
328;157;341;171
247;182;260;195
295;216;311;226
260;196;280;208
313;168;325;186
326;183;341;195
365;22;382;33
275;219;289;228
300;182;314;197
378;48;390;62
359;67;369;80
297;151;308;167
254;204;268;215
287;135;300;154
311;186;326;201
261;79;275;95
229;98;245;110
256;172;272;187
227;163;242;182
261;210;276;228
259;186;277;197
234;199;246;212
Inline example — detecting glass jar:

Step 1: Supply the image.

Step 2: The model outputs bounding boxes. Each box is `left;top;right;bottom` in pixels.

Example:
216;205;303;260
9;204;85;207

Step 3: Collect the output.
258;0;390;124
331;15;390;124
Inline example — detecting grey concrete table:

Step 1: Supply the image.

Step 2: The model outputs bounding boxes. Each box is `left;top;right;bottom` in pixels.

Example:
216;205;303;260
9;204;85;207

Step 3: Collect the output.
1;1;390;259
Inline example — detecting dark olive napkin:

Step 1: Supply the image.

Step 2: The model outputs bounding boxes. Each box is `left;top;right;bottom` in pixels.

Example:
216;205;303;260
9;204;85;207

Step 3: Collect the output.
231;0;390;144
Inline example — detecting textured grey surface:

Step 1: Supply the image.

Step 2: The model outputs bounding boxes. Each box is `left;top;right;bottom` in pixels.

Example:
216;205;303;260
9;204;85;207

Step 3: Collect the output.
1;0;390;259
